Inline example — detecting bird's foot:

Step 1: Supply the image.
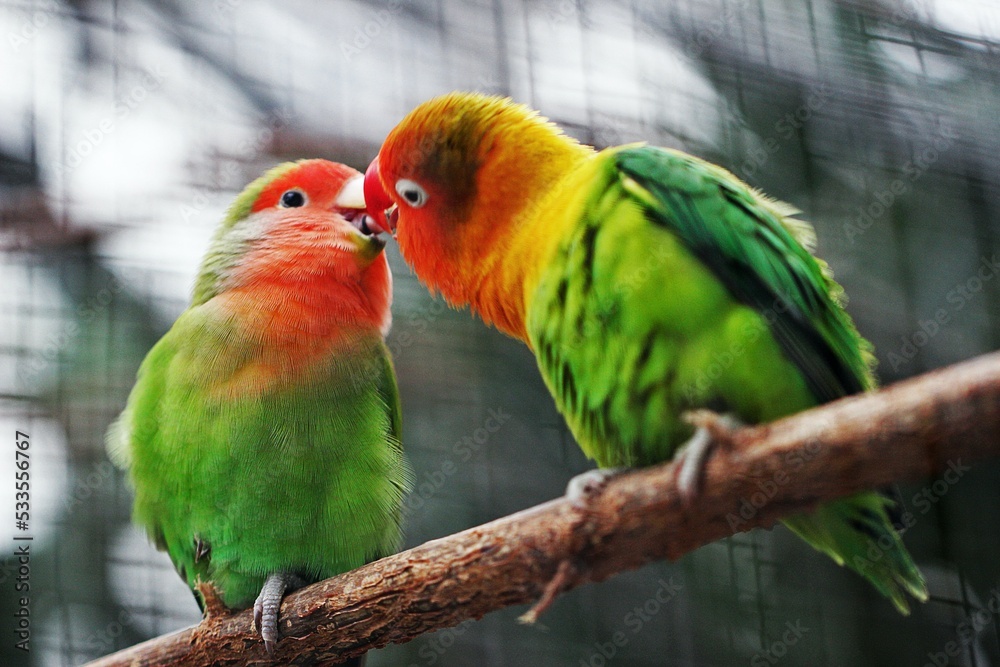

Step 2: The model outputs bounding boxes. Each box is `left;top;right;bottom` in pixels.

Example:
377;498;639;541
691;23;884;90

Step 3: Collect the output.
518;559;580;625
564;467;626;510
675;410;743;503
520;468;627;624
253;572;307;656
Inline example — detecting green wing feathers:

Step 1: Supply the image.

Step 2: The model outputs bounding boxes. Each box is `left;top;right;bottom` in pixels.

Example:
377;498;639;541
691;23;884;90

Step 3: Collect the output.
611;147;925;608
528;144;925;612
614;146;876;400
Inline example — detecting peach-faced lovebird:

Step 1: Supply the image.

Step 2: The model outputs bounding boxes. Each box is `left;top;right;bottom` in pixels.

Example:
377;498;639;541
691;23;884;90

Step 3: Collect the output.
108;159;409;655
362;92;926;613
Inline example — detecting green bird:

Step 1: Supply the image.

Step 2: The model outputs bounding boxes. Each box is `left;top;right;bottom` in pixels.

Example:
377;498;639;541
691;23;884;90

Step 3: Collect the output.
361;92;927;613
108;159;409;655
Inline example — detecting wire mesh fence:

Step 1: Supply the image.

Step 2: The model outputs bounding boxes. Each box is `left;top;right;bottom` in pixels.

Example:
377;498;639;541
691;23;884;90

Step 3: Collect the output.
1;0;999;665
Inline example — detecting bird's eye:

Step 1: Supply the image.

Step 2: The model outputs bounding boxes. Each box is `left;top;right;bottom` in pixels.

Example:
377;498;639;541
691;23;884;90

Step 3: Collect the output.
394;179;428;208
279;189;307;208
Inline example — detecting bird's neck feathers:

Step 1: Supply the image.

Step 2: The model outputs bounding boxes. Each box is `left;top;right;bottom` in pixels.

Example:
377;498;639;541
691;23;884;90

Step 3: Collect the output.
195;215;391;366
220;255;391;349
465;132;593;342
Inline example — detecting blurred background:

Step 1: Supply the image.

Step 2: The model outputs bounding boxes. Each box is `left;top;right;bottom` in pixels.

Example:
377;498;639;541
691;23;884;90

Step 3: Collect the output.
1;0;999;665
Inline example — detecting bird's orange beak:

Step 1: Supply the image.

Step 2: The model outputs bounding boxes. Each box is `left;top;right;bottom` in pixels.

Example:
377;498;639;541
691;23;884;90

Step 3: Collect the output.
364;157;397;235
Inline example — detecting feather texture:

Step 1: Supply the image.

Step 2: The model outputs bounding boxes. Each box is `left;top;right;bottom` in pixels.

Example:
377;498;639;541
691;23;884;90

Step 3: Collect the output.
373;93;926;614
109;160;409;611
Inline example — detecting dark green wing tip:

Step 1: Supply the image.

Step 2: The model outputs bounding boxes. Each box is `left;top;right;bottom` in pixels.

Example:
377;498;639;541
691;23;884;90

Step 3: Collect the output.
613;144;874;402
847;517;928;615
887;571;930;615
843;540;928;616
786;495;928;616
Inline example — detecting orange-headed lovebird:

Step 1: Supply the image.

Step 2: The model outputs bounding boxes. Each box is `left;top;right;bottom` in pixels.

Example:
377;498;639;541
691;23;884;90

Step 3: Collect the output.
362;92;925;613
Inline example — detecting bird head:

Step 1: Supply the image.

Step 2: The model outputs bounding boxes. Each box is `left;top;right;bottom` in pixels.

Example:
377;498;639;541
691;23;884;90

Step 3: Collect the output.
362;92;589;306
193;159;390;327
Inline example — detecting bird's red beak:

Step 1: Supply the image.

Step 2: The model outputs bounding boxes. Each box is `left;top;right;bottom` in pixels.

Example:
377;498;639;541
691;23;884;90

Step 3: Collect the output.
364;157;397;235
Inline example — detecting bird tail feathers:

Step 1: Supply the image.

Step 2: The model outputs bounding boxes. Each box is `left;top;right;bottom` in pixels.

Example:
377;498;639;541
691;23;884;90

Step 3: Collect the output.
782;491;927;614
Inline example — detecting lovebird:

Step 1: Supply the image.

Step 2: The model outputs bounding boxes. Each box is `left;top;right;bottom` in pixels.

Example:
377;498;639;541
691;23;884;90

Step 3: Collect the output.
361;92;927;613
108;159;409;655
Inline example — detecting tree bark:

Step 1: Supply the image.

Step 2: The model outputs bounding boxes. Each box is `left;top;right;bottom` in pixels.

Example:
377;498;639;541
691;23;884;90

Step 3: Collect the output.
85;351;1000;666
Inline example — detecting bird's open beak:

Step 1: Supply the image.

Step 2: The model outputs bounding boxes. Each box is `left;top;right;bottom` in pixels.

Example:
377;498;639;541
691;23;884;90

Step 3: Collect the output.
363;157;398;235
335;174;389;237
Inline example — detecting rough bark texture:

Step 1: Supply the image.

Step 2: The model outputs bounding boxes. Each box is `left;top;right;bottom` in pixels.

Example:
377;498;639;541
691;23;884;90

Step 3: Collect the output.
85;351;1000;666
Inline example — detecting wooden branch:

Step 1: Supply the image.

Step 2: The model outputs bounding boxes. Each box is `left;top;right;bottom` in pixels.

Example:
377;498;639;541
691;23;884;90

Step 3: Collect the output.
86;352;1000;667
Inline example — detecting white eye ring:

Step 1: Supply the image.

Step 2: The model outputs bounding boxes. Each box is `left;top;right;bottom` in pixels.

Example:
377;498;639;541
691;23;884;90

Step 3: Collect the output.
395;179;429;208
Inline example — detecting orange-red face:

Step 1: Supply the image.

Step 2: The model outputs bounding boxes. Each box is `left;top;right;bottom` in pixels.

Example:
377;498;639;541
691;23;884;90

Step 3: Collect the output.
364;102;483;244
363;92;594;315
211;159;392;335
362;93;530;302
361;92;592;336
238;159;387;279
251;159;379;247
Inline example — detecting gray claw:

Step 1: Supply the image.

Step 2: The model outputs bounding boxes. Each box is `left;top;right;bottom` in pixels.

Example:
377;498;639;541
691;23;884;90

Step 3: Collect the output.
565;468;625;509
253;572;306;655
675;427;714;503
675;411;744;503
